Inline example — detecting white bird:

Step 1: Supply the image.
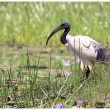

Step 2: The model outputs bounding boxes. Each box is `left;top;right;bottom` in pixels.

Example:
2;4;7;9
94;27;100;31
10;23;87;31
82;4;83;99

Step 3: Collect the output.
46;22;110;82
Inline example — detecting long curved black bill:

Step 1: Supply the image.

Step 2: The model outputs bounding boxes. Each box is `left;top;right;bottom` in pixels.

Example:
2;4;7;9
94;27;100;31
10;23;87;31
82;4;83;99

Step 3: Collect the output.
46;26;64;46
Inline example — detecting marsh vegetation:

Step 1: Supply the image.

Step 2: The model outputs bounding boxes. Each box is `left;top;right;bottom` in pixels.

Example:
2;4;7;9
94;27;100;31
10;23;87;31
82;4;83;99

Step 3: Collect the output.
0;2;110;108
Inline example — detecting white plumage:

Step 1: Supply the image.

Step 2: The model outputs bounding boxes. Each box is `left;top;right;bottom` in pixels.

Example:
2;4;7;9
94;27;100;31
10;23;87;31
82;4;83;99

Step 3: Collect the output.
66;35;100;70
46;22;108;82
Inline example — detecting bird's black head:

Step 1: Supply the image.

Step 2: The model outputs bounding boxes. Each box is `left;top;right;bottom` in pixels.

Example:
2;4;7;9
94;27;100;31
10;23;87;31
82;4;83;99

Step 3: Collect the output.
46;22;71;45
59;22;70;29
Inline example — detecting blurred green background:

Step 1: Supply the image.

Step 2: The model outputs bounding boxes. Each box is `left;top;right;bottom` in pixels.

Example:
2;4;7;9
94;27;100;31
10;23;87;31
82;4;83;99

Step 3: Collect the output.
0;2;110;47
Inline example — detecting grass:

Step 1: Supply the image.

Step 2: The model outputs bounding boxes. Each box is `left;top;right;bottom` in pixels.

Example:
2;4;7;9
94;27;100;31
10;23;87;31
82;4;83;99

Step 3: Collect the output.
0;2;110;108
0;46;110;108
0;2;110;46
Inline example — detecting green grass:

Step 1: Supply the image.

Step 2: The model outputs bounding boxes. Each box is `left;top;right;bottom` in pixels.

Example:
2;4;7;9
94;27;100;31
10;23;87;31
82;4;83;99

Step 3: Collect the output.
0;2;110;46
0;2;110;108
0;46;110;108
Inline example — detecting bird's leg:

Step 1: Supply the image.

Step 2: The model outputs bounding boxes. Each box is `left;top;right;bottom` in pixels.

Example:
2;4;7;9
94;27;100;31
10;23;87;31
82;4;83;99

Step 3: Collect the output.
84;65;90;79
80;65;90;83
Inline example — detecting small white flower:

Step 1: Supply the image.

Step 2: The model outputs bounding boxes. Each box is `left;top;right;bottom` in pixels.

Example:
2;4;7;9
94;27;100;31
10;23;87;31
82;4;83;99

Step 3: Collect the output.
62;59;70;67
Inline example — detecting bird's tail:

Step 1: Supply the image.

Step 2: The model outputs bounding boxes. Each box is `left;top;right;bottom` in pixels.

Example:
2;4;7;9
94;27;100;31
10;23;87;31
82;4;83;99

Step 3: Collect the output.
96;48;110;63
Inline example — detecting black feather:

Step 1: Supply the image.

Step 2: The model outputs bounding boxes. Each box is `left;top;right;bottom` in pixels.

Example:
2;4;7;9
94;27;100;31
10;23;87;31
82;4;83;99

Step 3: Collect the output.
96;48;110;63
96;48;106;61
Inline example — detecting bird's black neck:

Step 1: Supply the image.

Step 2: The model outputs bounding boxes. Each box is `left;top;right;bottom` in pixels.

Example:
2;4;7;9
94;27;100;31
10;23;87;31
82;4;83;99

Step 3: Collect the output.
60;27;70;44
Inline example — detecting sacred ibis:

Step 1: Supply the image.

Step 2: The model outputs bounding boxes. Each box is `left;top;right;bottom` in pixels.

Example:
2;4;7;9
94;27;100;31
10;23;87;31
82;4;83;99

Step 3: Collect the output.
46;22;110;82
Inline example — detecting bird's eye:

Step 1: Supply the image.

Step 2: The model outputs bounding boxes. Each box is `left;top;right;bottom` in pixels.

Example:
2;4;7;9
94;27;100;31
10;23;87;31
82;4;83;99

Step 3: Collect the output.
60;23;65;27
60;22;70;29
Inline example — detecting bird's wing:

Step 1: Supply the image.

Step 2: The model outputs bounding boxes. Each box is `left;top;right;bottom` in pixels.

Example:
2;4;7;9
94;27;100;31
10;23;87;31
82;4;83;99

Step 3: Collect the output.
69;35;101;50
77;36;101;47
81;37;101;59
68;35;102;60
82;40;101;51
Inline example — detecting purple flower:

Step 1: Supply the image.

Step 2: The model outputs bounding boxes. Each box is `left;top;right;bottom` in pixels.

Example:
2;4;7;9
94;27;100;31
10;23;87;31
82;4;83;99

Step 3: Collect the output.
77;99;83;105
55;104;64;108
64;71;72;77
